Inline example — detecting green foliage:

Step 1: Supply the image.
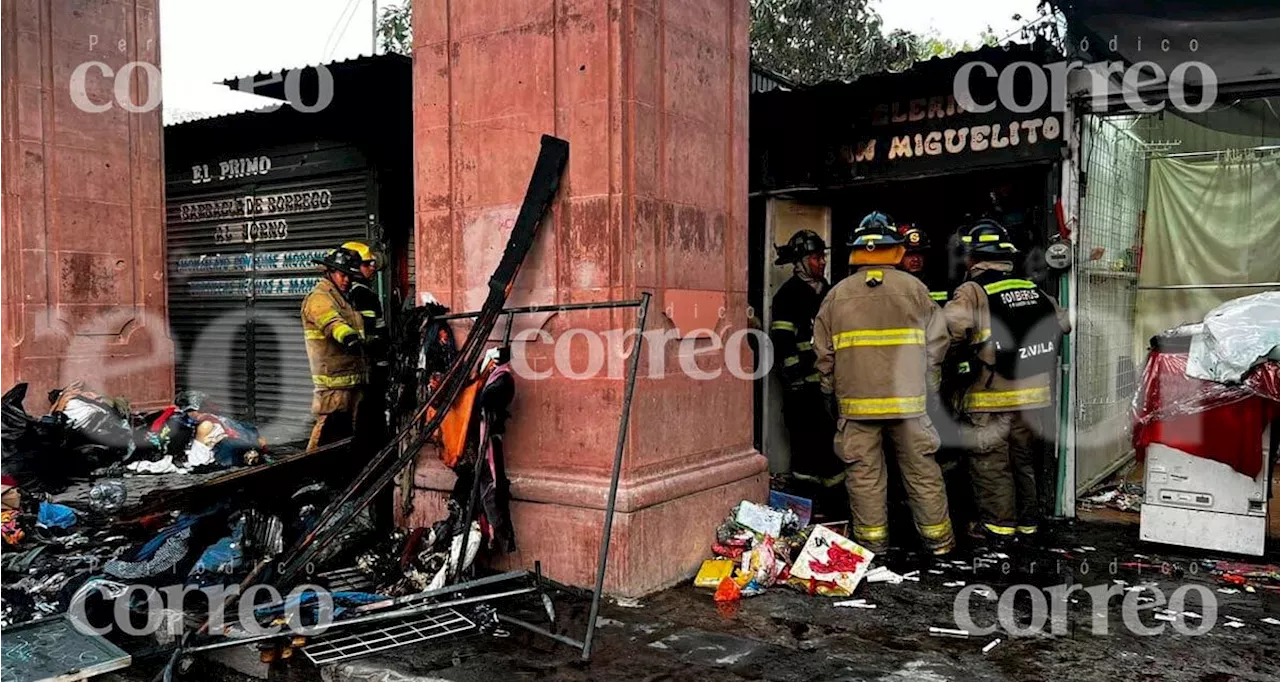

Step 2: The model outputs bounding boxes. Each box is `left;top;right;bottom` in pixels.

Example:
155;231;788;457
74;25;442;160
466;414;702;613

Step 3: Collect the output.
377;0;412;55
917;26;1000;61
749;0;922;84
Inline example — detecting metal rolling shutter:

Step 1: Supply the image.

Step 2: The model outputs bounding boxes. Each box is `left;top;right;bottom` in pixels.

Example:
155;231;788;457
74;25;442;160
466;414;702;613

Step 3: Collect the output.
167;144;370;446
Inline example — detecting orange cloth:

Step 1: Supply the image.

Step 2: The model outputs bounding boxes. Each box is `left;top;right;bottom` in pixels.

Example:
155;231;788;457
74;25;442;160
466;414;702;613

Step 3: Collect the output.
432;376;483;468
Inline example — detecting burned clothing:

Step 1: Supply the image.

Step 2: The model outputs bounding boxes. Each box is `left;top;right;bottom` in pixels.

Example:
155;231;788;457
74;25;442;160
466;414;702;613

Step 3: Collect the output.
476;361;516;553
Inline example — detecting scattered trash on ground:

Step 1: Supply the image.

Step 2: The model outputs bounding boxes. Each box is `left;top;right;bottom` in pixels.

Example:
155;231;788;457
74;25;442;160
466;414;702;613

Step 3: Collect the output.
1078;483;1144;512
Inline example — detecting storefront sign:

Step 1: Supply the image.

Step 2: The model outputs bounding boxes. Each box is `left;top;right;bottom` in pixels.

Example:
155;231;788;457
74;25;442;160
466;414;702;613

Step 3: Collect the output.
188;279;250;297
175;189;332;223
255;277;321;297
213;219;290;245
844;93;1062;177
751;46;1067;191
177;249;328;277
190;155;273;184
176;253;251;274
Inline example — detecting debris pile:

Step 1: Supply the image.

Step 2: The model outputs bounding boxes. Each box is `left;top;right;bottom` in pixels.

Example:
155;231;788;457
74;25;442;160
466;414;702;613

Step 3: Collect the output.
0;382;277;628
701;496;877;603
1078;482;1144;512
3;382;267;497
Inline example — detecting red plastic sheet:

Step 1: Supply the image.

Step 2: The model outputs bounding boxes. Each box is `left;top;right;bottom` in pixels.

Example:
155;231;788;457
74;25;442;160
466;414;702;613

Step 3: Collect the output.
1132;349;1280;478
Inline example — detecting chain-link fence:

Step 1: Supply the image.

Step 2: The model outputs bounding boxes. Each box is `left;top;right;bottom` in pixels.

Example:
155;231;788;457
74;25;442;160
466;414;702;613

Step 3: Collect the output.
1074;114;1148;491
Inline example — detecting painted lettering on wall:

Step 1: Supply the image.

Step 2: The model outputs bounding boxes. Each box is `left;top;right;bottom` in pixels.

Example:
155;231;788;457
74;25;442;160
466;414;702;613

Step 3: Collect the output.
213;219;289;245
190;155;273;184
176;189;332;223
176;249;329;276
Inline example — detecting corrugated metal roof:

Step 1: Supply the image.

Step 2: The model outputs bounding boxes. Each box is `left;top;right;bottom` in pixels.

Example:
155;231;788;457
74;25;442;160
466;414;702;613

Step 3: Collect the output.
750;64;802;93
164;53;409;128
164;98;284;126
217;51;394;88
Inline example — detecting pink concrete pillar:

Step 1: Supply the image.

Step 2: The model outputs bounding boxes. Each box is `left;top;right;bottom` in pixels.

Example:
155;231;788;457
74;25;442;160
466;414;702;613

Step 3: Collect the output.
1;0;173;408
408;0;765;596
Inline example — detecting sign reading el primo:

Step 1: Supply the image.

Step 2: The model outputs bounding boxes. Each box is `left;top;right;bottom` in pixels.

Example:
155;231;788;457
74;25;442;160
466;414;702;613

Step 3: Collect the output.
191;155;273;184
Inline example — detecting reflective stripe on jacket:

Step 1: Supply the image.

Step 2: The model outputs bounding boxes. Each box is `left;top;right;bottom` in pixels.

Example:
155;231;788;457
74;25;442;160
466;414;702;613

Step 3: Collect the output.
813;265;949;420
942;262;1072;413
301;277;368;390
770;273;829;388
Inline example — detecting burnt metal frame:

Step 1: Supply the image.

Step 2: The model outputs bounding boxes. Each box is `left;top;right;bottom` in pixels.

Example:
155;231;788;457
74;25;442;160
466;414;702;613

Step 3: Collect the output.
420;292;653;660
180;293;651;665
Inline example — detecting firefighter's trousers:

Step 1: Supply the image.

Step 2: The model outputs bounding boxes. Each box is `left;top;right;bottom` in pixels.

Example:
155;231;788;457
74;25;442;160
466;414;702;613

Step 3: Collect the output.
834;415;954;553
307;388;365;451
959;409;1049;538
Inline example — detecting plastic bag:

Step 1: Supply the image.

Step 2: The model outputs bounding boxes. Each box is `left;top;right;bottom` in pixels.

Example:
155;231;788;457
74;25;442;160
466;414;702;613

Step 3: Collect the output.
713;576;742;602
37;502;77;530
740;536;781;591
1186;292;1280;384
1132;340;1280;478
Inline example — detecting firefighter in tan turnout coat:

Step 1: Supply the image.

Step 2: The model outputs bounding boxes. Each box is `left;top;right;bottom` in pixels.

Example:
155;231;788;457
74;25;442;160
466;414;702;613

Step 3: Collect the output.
944;219;1072;542
302;246;369;451
813;212;955;555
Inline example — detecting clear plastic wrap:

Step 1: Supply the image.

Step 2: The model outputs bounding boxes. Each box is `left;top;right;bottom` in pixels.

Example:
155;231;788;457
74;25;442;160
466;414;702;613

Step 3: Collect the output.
1132;341;1280;478
1186;292;1280;383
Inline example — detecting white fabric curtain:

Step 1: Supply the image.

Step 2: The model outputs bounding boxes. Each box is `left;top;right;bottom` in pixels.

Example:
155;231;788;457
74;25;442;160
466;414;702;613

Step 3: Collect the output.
1134;153;1280;358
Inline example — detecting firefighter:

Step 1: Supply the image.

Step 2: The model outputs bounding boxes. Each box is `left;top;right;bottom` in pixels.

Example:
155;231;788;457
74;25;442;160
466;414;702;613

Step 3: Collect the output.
900;226;950;305
813;212;954;555
302;247;368;451
943;219;1072;541
900;225;964;473
340;241;387;355
769;230;844;497
341;241;389;431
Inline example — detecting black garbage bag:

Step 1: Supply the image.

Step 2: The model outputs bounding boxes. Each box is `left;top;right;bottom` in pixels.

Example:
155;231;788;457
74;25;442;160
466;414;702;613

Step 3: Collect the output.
2;384;77;490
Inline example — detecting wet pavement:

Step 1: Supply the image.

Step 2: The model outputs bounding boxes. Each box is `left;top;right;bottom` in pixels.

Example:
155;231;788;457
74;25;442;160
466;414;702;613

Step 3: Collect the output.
125;520;1280;682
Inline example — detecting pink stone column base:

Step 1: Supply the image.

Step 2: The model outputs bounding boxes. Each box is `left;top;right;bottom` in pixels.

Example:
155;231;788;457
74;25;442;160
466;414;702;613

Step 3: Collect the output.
399;453;769;597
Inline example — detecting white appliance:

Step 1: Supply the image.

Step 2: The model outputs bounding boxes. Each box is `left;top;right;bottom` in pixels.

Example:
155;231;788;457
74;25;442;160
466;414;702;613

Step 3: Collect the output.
1139;427;1272;556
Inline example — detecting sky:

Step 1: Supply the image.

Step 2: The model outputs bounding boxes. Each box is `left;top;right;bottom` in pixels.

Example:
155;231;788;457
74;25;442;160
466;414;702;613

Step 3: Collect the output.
160;0;381;123
159;0;1045;122
875;0;1044;46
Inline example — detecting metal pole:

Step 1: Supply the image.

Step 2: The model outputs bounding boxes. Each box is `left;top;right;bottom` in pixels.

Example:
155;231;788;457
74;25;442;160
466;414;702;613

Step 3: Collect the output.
581;291;651;661
434;298;645;321
371;0;377;54
351;569;531;613
498;615;586;650
1136;282;1280;291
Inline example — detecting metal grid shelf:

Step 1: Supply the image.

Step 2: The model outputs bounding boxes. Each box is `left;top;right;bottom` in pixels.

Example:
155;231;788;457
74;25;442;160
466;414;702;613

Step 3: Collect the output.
302;609;476;665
